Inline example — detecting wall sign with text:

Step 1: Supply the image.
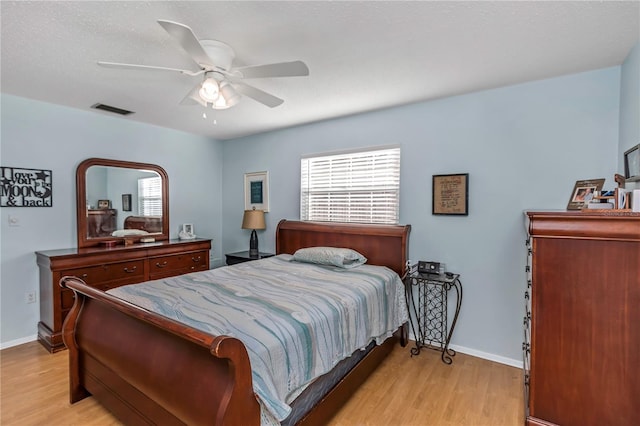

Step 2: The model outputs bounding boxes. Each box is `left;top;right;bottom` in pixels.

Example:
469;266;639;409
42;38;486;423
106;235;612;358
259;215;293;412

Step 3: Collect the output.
432;173;469;216
0;166;52;207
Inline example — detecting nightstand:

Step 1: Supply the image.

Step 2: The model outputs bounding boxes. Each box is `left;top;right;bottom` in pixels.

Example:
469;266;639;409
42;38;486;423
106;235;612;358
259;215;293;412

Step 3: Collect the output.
404;264;463;364
225;251;275;265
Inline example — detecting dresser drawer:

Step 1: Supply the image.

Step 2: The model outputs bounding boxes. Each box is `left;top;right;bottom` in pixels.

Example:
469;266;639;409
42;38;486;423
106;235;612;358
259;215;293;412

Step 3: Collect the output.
64;260;145;285
149;251;208;278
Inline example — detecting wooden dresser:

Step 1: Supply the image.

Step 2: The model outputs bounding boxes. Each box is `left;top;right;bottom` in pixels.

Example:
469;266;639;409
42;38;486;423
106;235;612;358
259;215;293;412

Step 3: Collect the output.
525;211;639;426
36;238;211;352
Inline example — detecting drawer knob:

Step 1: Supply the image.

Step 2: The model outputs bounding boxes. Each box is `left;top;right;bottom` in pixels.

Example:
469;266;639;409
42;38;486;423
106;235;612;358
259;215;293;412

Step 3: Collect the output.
123;266;137;273
155;261;168;268
191;256;201;262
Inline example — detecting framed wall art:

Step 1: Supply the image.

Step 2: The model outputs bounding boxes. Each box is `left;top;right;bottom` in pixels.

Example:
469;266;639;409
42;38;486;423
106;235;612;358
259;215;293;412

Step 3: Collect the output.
122;194;132;211
566;178;605;210
244;171;269;212
624;144;640;181
432;173;469;216
0;166;52;207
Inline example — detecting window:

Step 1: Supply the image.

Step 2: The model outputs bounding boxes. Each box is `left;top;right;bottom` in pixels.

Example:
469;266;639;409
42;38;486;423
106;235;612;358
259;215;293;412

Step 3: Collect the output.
301;146;400;224
138;177;162;216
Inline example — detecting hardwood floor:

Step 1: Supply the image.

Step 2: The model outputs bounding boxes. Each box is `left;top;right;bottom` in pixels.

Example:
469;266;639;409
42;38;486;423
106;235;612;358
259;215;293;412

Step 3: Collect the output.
1;341;523;425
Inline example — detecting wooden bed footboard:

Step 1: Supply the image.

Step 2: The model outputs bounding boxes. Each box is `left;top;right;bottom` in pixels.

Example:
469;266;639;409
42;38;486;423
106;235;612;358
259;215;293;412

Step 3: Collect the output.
61;276;261;425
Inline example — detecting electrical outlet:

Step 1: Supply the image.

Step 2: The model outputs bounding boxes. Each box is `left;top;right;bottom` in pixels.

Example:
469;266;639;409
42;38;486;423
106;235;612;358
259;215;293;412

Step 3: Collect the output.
25;291;36;304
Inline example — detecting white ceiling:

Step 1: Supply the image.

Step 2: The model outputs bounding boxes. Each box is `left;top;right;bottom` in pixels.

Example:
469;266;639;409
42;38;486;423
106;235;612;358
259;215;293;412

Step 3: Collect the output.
1;1;638;140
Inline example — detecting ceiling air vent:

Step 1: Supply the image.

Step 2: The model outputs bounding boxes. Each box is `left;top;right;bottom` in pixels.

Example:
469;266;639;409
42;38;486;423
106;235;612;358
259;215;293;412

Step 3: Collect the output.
91;103;134;116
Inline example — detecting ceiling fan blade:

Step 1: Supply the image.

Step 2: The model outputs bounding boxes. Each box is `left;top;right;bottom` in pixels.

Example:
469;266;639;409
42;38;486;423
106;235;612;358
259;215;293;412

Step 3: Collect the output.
157;20;213;68
236;61;309;79
234;82;284;108
179;82;206;106
97;61;204;76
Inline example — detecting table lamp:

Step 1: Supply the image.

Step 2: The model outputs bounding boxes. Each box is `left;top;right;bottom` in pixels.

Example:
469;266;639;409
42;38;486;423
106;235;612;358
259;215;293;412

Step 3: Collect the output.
241;208;266;257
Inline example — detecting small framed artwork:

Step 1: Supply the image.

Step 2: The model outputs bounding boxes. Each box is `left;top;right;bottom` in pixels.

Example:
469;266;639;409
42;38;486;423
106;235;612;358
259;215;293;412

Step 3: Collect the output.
624;144;640;180
566;178;605;210
97;199;111;209
244;171;270;212
122;194;132;211
432;173;469;216
183;223;194;235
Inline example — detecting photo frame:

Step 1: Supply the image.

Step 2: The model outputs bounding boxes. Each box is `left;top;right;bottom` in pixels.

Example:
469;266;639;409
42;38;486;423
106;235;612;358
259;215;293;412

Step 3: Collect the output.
97;199;111;209
566;178;605;210
432;173;469;216
624;144;640;181
182;223;194;235
122;194;132;211
244;171;269;212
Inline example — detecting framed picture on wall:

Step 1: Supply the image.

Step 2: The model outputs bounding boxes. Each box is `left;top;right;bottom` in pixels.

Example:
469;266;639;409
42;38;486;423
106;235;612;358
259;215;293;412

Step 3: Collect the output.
122;194;132;211
432;173;469;216
244;171;269;212
624;144;640;181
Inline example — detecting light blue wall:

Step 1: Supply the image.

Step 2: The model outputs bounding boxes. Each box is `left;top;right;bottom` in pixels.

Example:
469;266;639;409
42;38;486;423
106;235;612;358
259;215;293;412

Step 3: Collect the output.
1;60;634;361
0;94;224;346
222;67;622;364
619;41;640;190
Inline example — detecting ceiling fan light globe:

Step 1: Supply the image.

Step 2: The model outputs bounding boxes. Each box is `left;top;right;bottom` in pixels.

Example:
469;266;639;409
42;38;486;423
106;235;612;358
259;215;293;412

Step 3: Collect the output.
220;82;241;106
198;78;220;103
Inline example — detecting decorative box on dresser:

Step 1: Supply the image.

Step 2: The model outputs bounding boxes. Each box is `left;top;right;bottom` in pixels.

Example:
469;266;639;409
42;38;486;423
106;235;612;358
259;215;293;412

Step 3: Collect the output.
36;238;211;352
524;211;639;426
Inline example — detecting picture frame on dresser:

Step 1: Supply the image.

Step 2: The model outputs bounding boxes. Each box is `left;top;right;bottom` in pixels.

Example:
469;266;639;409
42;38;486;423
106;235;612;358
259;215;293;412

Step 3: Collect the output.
566;178;605;210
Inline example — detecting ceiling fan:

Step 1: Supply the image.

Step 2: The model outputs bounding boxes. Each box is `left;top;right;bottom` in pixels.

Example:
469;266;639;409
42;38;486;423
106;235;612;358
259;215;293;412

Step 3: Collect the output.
98;20;309;109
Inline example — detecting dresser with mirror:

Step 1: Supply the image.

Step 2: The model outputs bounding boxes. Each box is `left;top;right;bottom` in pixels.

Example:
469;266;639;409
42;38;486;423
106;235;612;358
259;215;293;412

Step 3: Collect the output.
36;158;211;352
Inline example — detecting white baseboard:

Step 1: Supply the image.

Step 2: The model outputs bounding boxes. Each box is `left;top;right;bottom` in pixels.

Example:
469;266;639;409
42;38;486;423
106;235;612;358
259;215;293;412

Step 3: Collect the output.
449;343;523;369
407;332;523;369
1;334;37;350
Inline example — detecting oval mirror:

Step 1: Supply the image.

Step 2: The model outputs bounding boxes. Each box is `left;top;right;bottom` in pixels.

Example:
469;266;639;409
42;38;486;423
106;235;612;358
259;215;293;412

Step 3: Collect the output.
76;158;169;248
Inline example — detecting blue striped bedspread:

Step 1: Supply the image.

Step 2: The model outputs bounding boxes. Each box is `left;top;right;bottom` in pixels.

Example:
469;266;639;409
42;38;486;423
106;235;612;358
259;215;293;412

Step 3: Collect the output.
107;254;408;422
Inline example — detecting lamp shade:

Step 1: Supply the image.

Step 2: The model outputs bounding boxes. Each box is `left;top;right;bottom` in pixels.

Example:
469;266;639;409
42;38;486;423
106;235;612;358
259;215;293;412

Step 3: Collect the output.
242;209;266;230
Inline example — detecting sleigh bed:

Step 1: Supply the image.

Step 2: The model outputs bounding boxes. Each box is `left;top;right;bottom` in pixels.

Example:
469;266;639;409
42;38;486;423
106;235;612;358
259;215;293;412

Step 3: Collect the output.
61;219;411;425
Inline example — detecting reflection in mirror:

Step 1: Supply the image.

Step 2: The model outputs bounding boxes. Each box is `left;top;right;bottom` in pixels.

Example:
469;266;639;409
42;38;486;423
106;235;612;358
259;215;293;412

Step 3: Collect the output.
76;158;169;248
85;166;161;237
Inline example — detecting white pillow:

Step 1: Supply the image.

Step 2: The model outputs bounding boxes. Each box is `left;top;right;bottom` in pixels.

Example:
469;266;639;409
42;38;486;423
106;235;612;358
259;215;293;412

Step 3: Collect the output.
111;229;149;237
292;246;367;269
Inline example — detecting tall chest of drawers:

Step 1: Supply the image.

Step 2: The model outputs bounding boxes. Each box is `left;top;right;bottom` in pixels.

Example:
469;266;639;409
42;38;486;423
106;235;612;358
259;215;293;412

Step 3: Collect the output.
524;212;639;426
36;238;211;352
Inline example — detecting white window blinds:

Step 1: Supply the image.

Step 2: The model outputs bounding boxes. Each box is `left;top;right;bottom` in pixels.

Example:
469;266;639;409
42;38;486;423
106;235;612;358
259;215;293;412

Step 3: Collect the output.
138;177;162;216
301;146;400;224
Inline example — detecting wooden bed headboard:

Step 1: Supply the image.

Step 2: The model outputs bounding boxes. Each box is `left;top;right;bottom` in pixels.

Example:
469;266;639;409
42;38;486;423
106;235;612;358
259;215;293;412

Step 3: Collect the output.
276;220;411;276
124;215;162;233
